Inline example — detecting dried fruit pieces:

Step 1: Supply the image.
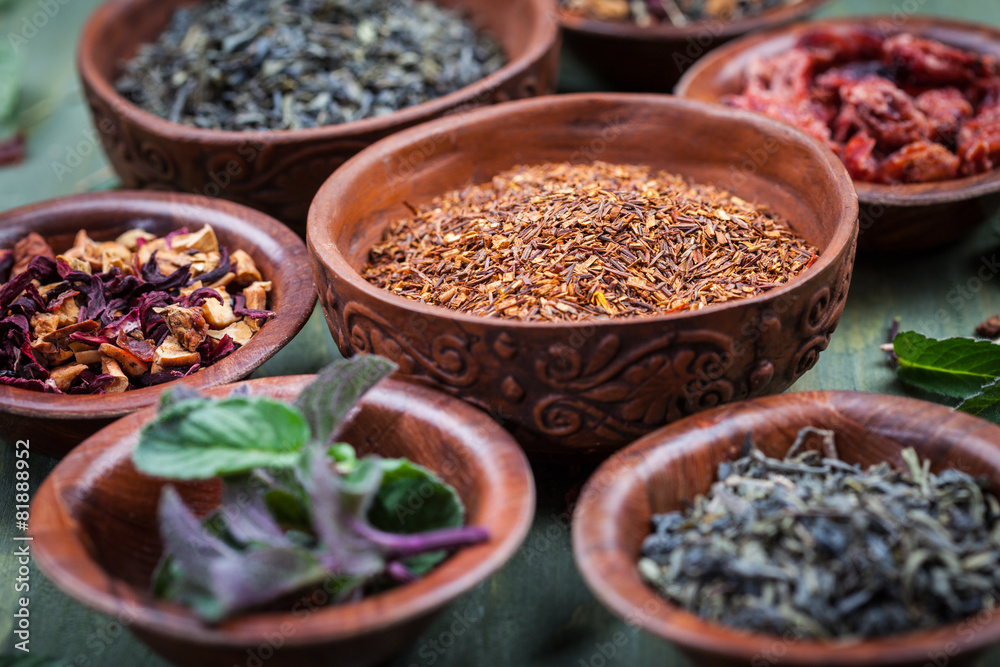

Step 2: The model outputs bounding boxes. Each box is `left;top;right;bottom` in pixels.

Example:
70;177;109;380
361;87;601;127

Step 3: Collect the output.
0;224;274;394
725;27;1000;183
561;0;799;27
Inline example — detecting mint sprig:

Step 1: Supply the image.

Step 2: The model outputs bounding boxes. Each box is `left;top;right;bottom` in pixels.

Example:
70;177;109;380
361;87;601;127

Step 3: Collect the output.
135;355;487;622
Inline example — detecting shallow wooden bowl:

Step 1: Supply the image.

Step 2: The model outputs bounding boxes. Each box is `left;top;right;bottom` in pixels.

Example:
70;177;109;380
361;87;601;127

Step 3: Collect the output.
308;93;859;455
573;391;1000;667
0;192;315;458
31;374;535;667
559;0;830;93
675;16;1000;252
77;0;560;235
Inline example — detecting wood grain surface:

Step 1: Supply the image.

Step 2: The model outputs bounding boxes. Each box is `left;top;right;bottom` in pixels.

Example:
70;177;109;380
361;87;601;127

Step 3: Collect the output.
4;0;1000;665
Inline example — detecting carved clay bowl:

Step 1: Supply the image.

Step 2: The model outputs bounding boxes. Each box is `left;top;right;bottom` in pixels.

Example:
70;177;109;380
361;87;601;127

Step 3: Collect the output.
77;0;560;236
559;0;831;93
0;192;316;458
675;16;1000;252
31;375;535;667
573;391;1000;667
308;94;859;455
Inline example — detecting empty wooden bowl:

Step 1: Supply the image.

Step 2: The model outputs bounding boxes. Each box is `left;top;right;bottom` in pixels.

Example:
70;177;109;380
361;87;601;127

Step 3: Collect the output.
559;0;831;93
675;15;1000;252
573;391;1000;667
0;192;315;458
77;0;560;235
31;374;535;667
308;93;859;455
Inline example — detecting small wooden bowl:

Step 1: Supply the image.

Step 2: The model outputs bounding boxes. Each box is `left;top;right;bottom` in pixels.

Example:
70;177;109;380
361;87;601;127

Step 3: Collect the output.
573;391;1000;667
559;0;831;93
31;375;535;667
77;0;560;236
308;93;859;455
675;15;1000;252
0;192;315;458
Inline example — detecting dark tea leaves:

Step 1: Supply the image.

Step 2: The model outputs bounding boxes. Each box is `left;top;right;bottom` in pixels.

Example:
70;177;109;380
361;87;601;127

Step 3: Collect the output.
639;428;1000;640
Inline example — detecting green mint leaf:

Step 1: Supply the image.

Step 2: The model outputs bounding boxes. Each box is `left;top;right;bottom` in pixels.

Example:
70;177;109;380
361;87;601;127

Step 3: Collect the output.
893;331;1000;399
368;459;465;575
294;355;397;448
134;395;310;479
957;377;1000;423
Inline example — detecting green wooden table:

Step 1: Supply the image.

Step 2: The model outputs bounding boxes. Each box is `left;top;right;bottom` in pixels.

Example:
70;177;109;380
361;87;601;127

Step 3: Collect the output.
3;0;1000;664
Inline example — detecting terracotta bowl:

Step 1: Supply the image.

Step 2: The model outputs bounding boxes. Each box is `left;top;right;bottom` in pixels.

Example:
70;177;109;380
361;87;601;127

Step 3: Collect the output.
675;15;1000;252
0;192;315;458
559;0;831;93
572;391;1000;667
308;93;859;455
31;374;535;667
77;0;560;236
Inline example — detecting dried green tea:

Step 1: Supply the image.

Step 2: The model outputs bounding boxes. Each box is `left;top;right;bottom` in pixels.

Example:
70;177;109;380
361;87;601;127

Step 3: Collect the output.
363;161;817;322
639;428;1000;639
115;0;506;131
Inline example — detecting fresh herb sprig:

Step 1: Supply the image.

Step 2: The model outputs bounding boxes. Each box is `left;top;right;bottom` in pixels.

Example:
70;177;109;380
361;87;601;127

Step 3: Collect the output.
890;330;1000;421
133;355;487;622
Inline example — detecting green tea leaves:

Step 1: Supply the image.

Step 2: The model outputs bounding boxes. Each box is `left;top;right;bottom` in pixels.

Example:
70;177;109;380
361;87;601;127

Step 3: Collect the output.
134;394;309;479
893;331;1000;400
293;355;396;448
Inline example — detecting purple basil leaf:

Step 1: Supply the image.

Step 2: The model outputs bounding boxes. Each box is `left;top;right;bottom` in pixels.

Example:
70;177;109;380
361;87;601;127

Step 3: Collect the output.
293;355;397;449
219;478;291;547
348;519;489;559
207;545;329;621
303;448;384;578
158;485;237;588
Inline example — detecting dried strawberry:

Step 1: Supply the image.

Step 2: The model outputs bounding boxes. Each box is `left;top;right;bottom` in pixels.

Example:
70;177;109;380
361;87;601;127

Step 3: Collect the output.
880;141;960;183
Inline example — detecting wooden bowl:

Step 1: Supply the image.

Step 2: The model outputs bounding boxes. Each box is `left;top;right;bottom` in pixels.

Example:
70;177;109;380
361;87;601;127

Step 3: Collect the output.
77;0;560;236
0;192;315;458
559;0;831;93
31;374;534;667
675;15;1000;252
308;93;859;455
573;391;1000;667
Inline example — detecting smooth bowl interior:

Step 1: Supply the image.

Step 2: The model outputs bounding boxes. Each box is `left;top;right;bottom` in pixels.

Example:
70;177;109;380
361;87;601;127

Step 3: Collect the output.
573;391;1000;666
80;0;556;140
31;375;535;651
310;93;856;304
0;192;315;421
676;15;1000;207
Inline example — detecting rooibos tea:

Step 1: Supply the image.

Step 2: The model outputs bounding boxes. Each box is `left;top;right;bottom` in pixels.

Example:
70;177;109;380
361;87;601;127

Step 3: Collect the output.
362;161;818;322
